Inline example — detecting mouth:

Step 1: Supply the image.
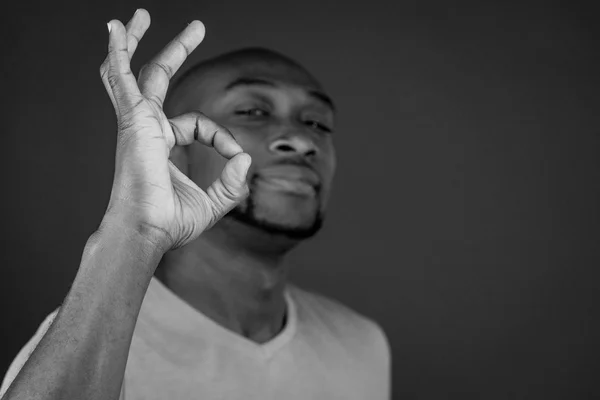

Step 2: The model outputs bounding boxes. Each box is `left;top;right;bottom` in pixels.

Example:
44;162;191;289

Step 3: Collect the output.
254;165;321;197
255;176;318;196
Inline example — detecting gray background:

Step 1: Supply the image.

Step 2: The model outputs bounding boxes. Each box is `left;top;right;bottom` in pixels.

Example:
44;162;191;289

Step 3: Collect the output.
1;0;599;398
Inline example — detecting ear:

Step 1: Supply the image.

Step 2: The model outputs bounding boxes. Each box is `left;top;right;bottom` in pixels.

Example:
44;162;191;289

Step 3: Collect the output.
169;146;190;175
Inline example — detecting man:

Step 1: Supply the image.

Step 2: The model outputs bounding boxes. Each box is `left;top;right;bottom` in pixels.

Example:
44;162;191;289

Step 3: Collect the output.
1;9;390;400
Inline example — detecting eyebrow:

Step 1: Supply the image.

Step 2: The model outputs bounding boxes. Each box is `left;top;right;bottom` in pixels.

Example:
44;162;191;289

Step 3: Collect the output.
308;90;336;112
225;77;336;112
225;77;275;90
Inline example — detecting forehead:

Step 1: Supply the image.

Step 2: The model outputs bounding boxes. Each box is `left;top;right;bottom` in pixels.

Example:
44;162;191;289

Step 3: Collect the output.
180;60;330;109
223;61;323;90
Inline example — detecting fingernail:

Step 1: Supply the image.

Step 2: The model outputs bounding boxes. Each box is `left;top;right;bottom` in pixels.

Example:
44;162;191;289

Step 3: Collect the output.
107;22;112;33
134;8;140;15
240;154;251;178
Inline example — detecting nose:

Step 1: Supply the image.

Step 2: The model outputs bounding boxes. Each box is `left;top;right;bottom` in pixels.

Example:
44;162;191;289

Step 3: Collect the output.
269;134;318;158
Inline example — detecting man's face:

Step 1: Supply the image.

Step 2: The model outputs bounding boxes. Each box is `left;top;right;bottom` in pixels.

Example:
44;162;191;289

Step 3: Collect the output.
179;61;337;239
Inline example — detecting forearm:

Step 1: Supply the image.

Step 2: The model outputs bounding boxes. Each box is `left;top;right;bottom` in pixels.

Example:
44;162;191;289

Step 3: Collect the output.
2;224;164;400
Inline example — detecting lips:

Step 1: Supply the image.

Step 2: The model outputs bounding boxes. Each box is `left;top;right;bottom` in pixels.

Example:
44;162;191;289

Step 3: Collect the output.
255;165;321;196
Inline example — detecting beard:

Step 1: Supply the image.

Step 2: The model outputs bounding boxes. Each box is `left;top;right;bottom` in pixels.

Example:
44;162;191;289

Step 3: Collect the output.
225;176;325;240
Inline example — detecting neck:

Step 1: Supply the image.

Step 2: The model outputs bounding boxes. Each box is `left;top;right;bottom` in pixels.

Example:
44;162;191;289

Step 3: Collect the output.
155;217;302;344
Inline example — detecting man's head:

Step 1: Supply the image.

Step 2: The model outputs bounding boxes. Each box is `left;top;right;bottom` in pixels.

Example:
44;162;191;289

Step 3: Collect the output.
164;47;336;241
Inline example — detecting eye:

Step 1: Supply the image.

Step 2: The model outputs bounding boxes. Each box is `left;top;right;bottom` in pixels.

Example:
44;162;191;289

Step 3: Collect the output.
235;108;270;117
305;120;333;133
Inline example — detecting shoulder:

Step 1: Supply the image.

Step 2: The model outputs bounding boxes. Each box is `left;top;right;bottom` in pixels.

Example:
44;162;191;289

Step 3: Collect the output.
288;284;391;360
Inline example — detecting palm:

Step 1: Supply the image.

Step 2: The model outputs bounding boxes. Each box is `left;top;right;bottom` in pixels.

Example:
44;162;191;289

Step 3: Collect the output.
148;101;219;246
115;99;201;244
100;10;250;250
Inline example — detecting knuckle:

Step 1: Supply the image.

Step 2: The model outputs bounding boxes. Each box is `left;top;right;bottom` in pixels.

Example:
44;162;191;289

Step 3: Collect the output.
175;38;191;57
190;110;206;119
209;198;224;221
168;120;183;142
99;60;109;77
221;125;233;138
148;61;173;78
220;181;241;202
117;117;137;134
197;114;219;131
147;94;163;107
191;112;209;129
107;74;120;90
138;63;149;75
129;32;141;43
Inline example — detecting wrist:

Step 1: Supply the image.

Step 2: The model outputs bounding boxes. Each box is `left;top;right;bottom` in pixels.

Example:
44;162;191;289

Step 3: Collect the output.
72;221;166;311
97;212;172;255
87;217;168;268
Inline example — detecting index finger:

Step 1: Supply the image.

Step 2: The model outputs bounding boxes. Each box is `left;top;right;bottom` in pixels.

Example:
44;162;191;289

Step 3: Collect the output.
168;112;243;159
138;20;206;106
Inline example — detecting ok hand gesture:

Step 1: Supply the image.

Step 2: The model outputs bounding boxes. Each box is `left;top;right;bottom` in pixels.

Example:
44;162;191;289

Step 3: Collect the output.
99;9;251;253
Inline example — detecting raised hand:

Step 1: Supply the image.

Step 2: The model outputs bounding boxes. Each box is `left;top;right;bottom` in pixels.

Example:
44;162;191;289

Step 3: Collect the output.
99;9;251;253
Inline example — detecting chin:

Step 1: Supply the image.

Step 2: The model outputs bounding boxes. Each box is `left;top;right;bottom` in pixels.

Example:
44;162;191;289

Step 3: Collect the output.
227;196;324;240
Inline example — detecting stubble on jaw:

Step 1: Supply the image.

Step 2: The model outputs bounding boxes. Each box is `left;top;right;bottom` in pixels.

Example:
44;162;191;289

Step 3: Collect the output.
225;176;324;240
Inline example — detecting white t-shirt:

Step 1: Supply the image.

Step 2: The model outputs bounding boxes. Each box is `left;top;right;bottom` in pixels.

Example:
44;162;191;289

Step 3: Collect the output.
1;277;391;399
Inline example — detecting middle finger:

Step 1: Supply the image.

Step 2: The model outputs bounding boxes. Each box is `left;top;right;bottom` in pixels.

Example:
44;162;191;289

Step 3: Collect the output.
125;8;151;58
138;20;206;107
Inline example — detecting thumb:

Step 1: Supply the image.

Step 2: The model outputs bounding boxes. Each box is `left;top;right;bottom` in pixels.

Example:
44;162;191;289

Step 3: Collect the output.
205;152;252;219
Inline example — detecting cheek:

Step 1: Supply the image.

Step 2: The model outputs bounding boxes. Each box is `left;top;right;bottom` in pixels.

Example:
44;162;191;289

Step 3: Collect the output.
228;126;263;152
319;146;336;204
187;125;267;190
328;147;337;174
187;144;229;190
227;126;268;171
321;143;337;180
